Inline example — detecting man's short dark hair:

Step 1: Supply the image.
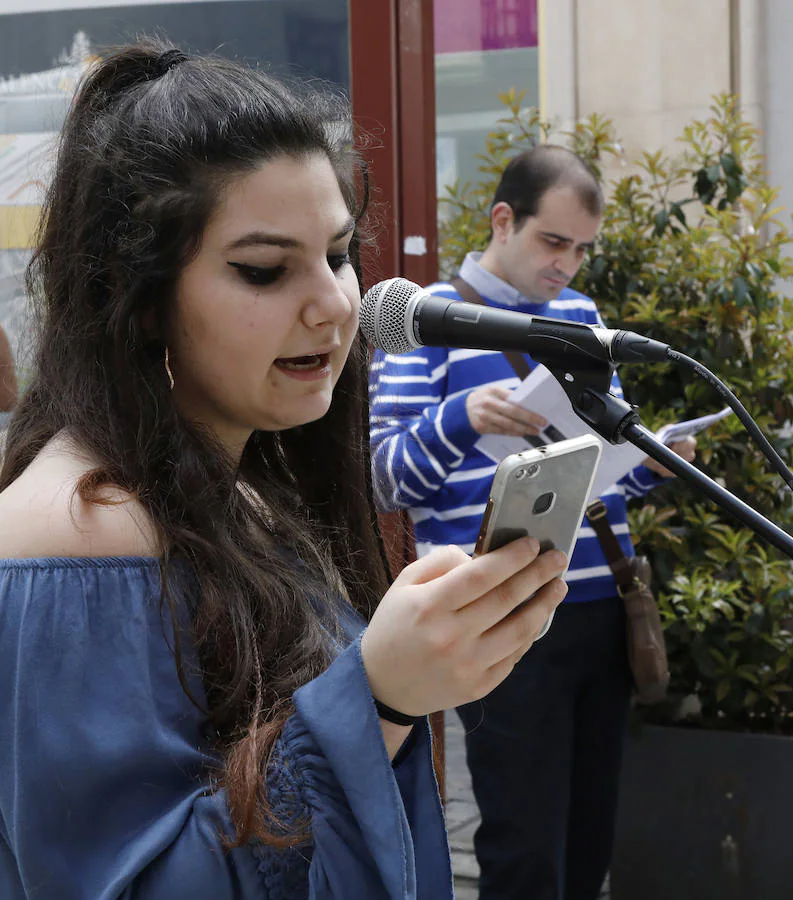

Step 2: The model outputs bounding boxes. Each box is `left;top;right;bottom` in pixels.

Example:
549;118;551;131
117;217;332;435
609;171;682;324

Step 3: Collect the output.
492;145;604;229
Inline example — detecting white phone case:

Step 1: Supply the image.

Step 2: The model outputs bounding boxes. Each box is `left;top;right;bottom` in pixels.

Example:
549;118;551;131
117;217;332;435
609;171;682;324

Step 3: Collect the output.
474;435;603;639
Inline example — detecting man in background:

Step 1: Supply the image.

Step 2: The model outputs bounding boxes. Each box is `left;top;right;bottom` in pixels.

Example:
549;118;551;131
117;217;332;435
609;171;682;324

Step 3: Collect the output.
369;145;694;900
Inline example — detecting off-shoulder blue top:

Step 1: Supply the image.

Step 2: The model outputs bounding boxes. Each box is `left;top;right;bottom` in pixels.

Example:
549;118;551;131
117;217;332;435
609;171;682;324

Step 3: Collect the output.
0;558;452;899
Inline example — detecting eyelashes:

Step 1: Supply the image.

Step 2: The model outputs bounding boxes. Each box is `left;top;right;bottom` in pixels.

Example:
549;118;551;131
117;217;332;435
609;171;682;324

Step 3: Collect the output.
227;262;285;287
328;252;352;272
227;253;351;288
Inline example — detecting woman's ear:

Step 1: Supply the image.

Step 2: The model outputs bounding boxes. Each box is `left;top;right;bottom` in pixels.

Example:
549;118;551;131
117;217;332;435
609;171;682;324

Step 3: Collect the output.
490;202;515;243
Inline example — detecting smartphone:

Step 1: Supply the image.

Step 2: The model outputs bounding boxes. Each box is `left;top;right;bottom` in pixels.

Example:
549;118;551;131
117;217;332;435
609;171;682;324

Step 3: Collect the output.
474;435;603;639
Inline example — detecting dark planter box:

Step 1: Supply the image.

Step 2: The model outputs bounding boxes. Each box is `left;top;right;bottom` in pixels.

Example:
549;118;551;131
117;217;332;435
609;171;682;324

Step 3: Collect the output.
611;724;793;900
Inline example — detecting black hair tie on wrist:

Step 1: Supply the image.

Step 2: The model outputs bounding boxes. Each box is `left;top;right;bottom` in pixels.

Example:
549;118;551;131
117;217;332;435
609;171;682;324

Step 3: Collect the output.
374;698;422;727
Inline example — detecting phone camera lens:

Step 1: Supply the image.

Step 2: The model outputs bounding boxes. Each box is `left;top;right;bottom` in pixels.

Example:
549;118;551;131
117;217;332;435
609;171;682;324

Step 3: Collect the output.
515;463;540;480
532;491;555;515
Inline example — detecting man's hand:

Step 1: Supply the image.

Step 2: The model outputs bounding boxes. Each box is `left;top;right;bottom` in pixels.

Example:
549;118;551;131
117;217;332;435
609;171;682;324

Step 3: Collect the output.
643;436;697;478
466;385;547;437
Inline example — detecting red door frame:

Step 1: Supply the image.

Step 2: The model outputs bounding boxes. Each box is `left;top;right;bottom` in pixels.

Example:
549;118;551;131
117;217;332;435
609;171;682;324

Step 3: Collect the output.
349;0;400;285
350;0;438;289
396;0;439;288
350;0;445;793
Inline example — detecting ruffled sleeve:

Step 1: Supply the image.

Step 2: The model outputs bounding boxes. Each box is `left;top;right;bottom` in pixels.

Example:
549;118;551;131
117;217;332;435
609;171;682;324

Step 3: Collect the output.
289;635;452;898
0;559;452;900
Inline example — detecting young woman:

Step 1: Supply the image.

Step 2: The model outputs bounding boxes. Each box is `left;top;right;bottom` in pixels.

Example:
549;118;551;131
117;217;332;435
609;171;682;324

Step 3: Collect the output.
0;41;568;898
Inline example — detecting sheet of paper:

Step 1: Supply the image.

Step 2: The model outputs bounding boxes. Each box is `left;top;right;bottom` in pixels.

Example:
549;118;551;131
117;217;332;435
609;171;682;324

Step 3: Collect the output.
655;407;733;444
475;365;733;500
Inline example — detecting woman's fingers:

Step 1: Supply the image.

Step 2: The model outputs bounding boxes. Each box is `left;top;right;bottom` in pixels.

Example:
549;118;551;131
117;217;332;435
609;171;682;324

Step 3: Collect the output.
433;536;543;612
457;546;567;630
362;538;569;718
394;543;471;587
477;577;568;668
468;581;567;700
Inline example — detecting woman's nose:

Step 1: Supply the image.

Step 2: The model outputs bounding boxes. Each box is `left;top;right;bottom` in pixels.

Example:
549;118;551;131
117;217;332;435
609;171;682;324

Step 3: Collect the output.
302;267;356;328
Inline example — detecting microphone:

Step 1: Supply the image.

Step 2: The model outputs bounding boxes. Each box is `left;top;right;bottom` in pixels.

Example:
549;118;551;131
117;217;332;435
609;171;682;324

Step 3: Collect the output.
360;277;671;364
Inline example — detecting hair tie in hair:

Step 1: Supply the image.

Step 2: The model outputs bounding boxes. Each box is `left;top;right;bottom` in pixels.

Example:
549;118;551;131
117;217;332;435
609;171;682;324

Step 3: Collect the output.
153;49;188;78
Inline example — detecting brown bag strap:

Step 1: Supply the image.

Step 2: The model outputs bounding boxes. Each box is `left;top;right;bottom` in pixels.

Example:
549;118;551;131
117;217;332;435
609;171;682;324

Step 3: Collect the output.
450;276;531;380
585;499;636;592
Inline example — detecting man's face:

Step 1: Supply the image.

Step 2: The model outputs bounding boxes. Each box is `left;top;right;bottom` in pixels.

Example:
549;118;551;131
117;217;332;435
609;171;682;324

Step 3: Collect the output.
489;184;601;302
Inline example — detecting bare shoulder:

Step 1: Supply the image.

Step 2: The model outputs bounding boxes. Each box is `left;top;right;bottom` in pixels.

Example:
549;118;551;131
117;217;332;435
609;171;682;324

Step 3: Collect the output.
0;437;159;560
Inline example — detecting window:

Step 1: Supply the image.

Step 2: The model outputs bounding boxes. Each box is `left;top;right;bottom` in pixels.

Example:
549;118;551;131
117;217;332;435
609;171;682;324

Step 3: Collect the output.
434;0;539;214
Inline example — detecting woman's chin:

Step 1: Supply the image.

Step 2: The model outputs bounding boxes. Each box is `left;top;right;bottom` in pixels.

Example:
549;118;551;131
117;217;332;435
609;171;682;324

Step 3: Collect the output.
261;394;334;432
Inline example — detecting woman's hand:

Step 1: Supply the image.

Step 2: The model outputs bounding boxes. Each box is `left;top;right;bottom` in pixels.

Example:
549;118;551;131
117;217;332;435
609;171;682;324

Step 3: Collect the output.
360;537;567;720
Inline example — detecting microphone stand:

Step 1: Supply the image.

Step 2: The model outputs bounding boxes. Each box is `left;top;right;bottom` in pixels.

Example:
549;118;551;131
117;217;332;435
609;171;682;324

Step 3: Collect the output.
537;353;793;560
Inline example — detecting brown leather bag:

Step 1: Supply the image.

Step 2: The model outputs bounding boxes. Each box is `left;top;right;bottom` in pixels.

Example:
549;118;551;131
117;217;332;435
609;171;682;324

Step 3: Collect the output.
586;500;669;704
451;274;670;704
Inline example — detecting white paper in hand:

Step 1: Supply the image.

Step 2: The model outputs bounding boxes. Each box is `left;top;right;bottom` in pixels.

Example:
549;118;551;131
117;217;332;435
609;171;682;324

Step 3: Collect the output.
475;365;733;500
654;407;733;444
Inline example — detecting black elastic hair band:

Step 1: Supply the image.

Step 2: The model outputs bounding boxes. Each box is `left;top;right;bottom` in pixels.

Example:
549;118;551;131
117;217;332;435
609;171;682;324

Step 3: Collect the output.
374;698;422;727
152;49;188;79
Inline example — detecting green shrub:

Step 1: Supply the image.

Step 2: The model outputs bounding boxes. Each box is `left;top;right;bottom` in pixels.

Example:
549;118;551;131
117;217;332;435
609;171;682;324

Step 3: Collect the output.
440;93;793;732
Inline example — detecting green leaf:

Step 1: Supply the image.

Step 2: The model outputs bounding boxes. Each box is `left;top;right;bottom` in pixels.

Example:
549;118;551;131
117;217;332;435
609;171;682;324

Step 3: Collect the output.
733;276;750;306
669;202;688;228
720;153;740;176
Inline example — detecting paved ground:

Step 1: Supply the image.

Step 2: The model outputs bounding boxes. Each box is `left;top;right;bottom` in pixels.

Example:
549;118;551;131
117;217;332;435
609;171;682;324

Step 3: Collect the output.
444;710;481;898
444;711;609;900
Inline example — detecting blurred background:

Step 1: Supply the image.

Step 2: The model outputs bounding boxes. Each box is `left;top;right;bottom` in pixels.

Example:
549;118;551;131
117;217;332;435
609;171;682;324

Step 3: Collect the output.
2;0;792;380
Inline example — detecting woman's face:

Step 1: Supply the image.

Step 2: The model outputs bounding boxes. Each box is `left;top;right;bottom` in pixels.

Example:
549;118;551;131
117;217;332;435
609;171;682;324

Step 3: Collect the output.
169;153;360;457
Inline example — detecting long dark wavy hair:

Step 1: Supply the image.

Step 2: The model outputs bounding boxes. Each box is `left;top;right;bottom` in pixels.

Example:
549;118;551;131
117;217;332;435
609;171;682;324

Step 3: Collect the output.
0;39;390;847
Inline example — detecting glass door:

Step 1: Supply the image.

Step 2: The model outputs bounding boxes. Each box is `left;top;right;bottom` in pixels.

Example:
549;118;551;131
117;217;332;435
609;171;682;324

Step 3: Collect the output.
434;0;539;223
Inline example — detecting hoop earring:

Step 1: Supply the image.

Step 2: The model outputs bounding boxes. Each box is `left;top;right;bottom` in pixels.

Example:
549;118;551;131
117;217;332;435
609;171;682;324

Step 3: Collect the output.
164;347;175;391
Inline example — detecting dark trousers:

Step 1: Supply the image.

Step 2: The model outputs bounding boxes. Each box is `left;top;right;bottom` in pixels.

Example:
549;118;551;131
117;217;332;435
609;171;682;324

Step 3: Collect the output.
457;596;632;900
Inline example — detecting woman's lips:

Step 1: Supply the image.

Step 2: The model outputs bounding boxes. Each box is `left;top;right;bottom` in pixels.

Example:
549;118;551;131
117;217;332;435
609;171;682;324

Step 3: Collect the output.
274;352;332;380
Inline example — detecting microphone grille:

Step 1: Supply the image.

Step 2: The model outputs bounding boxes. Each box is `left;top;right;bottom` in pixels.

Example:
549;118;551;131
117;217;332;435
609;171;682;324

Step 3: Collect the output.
360;277;423;354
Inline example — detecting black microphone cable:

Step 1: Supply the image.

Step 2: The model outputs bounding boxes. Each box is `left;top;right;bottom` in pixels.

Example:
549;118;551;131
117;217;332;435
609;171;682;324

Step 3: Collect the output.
665;348;793;493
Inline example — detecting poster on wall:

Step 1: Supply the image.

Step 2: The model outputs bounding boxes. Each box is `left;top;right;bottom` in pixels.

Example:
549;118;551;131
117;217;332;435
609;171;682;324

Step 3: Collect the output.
0;0;350;385
433;0;540;224
434;0;538;55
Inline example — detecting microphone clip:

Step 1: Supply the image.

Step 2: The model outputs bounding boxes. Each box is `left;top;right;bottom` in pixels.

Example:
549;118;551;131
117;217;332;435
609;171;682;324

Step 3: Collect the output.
538;353;640;446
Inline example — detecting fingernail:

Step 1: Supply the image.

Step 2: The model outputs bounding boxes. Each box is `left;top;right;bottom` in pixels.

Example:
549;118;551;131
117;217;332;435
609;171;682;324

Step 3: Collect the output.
550;549;567;570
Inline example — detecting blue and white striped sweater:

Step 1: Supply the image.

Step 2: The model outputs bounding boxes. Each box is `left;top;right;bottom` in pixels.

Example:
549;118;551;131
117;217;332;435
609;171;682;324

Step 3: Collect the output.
369;271;663;604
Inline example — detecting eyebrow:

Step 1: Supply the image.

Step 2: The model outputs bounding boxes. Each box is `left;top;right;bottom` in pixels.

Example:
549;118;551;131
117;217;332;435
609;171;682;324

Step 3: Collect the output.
540;230;595;250
225;217;356;252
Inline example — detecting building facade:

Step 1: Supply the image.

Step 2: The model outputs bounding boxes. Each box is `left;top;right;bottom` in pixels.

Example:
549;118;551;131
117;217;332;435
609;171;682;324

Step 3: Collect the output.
542;0;793;249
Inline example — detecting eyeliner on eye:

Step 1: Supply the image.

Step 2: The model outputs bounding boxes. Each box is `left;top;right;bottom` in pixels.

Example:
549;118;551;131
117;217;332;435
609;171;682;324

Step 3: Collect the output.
227;261;285;286
328;252;352;272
